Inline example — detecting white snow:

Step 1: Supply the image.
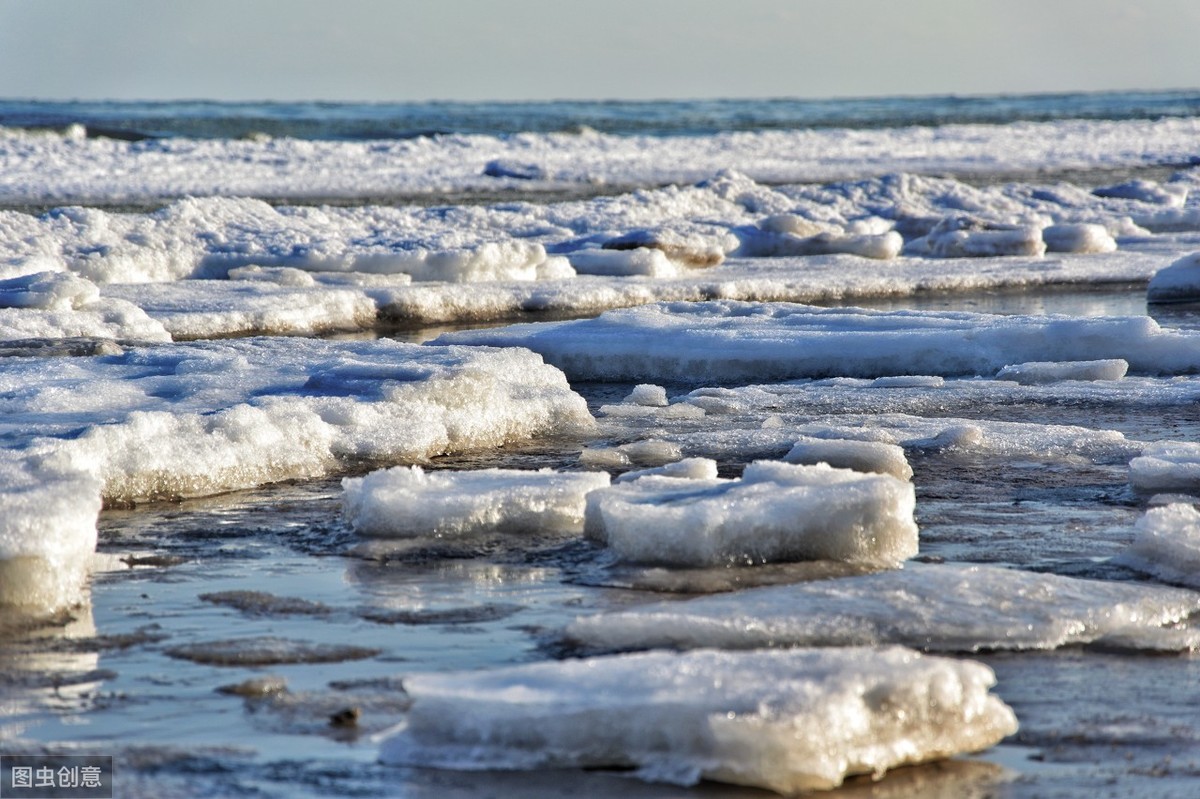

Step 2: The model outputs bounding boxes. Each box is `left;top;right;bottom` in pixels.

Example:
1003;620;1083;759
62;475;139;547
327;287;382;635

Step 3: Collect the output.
379;646;1018;793
342;466;610;538
784;436;913;480
993;359;1129;385
1113;504;1200;589
434;301;1200;383
0;338;592;504
565;562;1200;654
583;461;918;567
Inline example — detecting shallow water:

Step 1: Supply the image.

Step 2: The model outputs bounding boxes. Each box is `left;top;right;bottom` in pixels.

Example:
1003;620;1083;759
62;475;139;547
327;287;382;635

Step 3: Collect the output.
0;285;1196;797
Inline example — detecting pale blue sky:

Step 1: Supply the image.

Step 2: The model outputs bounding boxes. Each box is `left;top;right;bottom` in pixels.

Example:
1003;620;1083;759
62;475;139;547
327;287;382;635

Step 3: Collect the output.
1;0;1197;102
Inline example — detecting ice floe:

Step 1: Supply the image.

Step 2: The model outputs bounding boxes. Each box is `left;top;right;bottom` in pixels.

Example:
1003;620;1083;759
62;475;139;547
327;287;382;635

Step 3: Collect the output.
436;301;1200;383
1147;251;1200;303
1113;504;1200;590
342;466;610;538
379;646;1017;794
1129;442;1200;492
564;563;1200;654
0;338;591;504
583;461;918;567
0;272;169;342
993;358;1129;385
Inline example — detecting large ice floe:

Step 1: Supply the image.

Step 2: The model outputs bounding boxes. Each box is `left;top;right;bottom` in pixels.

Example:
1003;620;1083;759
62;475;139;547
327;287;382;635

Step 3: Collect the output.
343;466;610;538
1113;504;1200;589
436;300;1200;383
0;339;590;611
379;646;1018;794
564;562;1200;654
583;461;917;568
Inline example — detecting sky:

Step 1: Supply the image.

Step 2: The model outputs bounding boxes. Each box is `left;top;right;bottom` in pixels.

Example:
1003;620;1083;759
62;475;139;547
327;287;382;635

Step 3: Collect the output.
1;0;1198;103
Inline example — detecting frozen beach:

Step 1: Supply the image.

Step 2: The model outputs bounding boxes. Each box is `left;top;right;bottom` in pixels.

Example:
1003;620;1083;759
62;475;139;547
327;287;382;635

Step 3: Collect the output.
3;93;1200;797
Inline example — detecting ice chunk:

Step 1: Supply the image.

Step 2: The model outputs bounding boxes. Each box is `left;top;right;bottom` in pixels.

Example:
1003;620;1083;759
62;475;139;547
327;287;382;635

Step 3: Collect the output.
579;438;683;470
602;229;730;268
584;461;918;567
435;301;1200;383
0;452;101;611
102;280;377;339
483;159;546;181
906;218;1046;258
622;384;668;407
0;338;592;504
994;359;1128;385
614;457;720;484
1130;441;1200;493
1147;251;1200;303
566;248;680;278
737;228;903;260
379;647;1018;794
565;562;1200;654
784;436;913;480
1113;504;1200;589
1041;223;1117;254
0;271;170;343
1093;179;1188;207
342;466;610;538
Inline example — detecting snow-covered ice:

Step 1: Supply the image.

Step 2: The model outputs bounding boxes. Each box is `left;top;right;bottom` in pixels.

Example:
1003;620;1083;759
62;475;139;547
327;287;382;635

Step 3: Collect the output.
1147;251;1200;303
342;466;610;538
583;461;918;567
1129;441;1200;492
3;116;1200;204
436;301;1200;383
0;271;169;342
564;562;1200;654
379;646;1017;793
0;338;592;504
1114;504;1200;589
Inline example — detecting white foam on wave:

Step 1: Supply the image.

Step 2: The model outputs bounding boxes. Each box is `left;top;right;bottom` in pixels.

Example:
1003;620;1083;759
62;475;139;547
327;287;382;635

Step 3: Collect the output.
564;562;1200;654
584;461;918;568
435;301;1200;383
379;646;1018;793
342;466;610;538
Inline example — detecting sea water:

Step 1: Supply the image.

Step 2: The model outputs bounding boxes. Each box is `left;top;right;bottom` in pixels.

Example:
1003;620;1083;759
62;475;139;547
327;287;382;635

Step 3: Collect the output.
3;92;1200;797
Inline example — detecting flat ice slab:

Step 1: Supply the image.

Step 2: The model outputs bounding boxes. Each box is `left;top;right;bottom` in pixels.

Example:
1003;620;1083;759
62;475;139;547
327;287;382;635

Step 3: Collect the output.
584;461;918;567
565;563;1200;654
435;301;1200;382
379;646;1017;794
343;466;610;538
1114;504;1200;589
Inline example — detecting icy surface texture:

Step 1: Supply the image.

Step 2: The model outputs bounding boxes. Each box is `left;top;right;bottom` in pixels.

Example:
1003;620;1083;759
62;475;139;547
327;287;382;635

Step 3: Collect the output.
342;466;610;538
583;461;918;567
0;452;101;610
1114;504;1200;589
435;301;1200;382
0;338;592;504
565;563;1200;654
379;646;1018;794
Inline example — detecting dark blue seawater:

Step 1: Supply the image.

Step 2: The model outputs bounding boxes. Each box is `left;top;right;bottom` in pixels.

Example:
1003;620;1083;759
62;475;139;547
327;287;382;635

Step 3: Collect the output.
1;90;1199;141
